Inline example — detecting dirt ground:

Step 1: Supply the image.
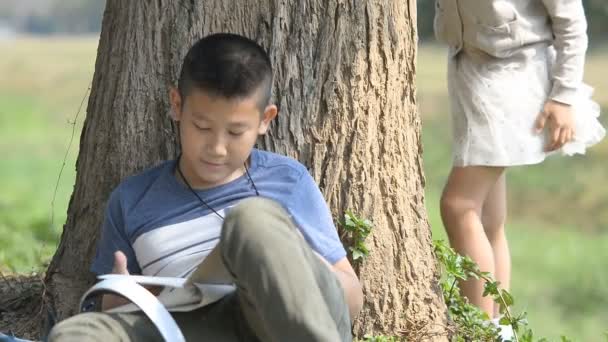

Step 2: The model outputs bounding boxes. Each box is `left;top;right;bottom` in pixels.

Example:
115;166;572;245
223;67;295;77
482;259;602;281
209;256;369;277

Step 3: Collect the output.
0;273;45;341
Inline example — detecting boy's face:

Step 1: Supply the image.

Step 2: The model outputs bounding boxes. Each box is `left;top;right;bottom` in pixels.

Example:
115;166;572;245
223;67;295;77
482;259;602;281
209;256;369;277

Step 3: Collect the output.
169;87;277;189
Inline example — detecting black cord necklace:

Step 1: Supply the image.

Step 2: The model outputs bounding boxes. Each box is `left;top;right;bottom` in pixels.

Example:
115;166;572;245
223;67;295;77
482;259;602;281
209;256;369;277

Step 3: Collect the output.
175;155;259;221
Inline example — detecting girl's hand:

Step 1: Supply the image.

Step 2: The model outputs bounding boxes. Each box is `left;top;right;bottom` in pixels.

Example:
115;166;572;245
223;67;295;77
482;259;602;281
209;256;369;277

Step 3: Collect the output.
534;100;576;152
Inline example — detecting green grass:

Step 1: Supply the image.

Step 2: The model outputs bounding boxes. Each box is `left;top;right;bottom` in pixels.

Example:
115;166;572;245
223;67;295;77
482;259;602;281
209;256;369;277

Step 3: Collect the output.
0;36;95;272
1;37;607;340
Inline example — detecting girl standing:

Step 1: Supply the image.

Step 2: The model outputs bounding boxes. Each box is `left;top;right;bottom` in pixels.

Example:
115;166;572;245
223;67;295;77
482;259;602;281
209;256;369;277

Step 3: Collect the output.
434;0;605;323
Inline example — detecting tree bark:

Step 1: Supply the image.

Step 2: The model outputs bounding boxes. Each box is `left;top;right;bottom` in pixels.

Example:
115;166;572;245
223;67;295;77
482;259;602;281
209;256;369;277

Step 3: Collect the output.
44;0;447;339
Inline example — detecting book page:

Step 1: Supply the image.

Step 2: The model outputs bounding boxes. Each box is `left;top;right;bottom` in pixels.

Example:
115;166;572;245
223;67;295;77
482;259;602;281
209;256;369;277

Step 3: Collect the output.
99;245;235;313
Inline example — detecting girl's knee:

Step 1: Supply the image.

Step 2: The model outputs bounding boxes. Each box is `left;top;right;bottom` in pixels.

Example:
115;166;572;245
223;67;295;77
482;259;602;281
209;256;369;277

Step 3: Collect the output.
482;220;507;242
481;212;506;236
440;193;485;241
440;192;480;220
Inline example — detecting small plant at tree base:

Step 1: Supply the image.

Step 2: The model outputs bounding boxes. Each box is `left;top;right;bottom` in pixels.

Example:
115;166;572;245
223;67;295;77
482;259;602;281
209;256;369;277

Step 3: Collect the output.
434;239;501;341
340;228;585;341
434;239;580;342
340;211;373;262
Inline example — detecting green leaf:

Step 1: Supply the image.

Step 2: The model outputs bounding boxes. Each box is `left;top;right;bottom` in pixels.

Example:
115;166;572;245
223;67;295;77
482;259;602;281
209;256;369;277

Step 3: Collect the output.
499;316;511;326
344;218;355;230
461;256;480;273
354;238;368;250
483;281;499;297
500;289;515;307
499;302;507;314
351;248;365;261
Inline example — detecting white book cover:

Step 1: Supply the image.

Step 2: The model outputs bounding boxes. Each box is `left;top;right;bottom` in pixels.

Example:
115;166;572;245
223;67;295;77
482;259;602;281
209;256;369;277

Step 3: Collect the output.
101;246;236;313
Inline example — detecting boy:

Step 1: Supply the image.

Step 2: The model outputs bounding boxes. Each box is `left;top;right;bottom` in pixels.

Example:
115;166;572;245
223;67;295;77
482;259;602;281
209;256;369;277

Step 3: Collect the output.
48;33;363;341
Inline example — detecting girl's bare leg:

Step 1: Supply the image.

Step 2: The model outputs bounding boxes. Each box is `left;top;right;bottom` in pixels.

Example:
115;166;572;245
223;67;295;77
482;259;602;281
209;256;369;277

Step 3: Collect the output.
440;166;505;316
481;173;510;317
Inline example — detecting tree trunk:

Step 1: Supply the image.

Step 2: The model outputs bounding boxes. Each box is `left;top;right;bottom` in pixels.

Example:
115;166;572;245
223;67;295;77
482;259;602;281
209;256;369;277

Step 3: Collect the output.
45;0;447;339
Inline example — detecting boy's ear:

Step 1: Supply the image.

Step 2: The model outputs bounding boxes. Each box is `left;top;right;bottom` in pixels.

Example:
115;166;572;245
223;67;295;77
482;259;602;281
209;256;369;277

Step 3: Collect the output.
169;87;182;121
258;104;278;135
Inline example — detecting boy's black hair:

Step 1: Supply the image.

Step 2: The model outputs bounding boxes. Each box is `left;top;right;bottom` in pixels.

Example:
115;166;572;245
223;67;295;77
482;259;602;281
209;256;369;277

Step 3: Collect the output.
177;33;273;111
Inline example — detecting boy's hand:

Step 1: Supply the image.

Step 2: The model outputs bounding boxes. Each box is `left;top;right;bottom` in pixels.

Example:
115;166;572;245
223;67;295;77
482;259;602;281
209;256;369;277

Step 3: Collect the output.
102;251;130;310
102;251;162;310
111;251;130;275
535;100;576;152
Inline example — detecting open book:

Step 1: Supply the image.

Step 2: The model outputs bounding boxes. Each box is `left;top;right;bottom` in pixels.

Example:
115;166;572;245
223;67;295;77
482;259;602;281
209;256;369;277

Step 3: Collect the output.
100;246;236;313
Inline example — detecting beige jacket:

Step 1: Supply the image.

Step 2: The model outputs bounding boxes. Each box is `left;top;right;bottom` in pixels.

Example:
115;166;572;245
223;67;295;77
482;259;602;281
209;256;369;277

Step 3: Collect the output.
434;0;588;105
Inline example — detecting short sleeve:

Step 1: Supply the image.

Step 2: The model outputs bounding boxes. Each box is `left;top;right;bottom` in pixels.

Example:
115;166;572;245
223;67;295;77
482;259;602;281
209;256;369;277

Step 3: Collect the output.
90;188;141;275
286;169;346;264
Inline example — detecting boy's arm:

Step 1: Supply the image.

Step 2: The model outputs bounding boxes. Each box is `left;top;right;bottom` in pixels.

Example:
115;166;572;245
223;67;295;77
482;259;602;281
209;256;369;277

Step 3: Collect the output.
101;293;132;311
93;188;154;310
315;253;364;321
287;168;364;320
331;257;364;322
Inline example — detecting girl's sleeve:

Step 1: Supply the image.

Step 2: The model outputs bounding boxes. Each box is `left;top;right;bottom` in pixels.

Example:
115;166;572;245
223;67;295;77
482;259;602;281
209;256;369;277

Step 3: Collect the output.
285;168;347;265
541;0;588;105
90;188;141;275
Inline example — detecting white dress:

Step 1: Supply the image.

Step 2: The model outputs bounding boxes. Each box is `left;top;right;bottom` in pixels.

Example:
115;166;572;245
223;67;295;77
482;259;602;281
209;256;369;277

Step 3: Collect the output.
448;43;606;167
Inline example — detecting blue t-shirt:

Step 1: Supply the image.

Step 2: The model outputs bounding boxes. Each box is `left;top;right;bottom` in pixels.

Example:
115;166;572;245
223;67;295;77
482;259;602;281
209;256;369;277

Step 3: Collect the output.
91;149;346;277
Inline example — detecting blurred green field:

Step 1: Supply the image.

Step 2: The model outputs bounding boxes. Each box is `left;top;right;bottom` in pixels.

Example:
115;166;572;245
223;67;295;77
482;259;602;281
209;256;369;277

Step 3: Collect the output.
0;37;606;340
0;36;94;272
